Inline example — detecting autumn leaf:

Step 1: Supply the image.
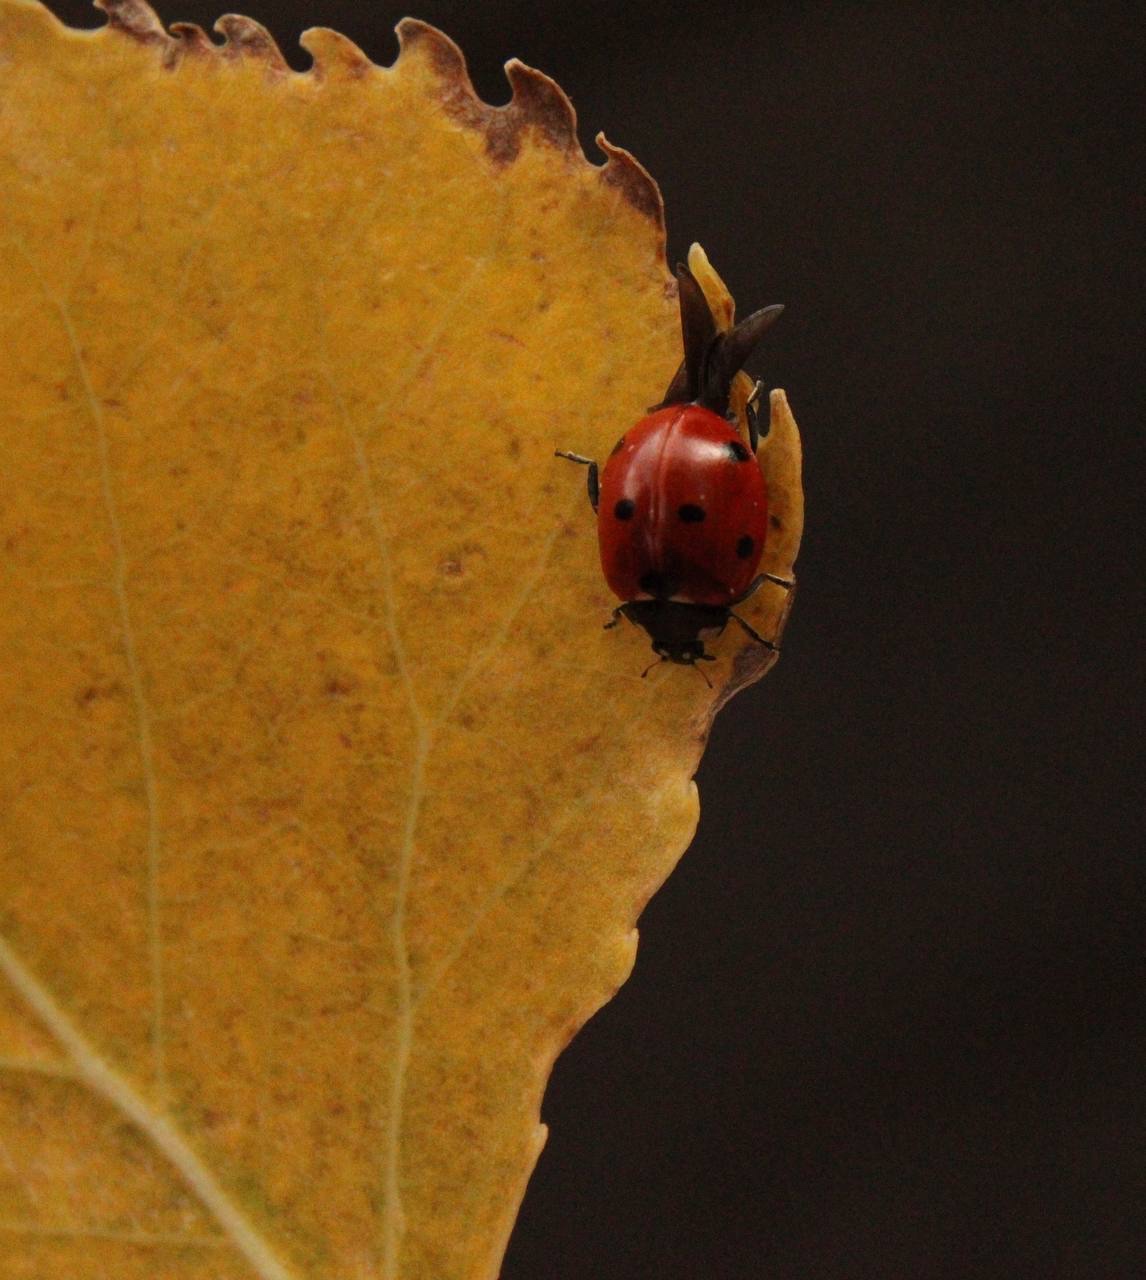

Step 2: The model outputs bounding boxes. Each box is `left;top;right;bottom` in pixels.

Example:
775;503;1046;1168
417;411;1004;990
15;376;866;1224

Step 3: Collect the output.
0;2;803;1276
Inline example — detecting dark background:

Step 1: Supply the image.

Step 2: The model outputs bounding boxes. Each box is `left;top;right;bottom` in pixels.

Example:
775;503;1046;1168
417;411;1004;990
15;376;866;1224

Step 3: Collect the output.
53;1;1144;1275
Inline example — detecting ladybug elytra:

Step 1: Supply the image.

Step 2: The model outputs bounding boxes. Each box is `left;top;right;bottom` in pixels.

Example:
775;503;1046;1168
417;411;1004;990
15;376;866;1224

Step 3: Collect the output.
557;263;792;675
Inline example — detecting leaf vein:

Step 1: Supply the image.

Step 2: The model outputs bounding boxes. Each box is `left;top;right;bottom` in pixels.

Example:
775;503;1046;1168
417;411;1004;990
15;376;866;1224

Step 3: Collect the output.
0;935;297;1280
317;252;495;1272
53;292;169;1103
0;1219;229;1250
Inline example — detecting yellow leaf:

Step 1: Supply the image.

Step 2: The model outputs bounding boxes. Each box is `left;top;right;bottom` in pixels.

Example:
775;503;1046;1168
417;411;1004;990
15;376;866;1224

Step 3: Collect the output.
0;2;803;1276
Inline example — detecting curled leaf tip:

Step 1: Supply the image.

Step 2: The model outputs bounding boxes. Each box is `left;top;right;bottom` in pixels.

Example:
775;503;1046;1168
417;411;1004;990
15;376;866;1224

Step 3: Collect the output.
94;0;286;70
94;0;166;43
392;17;666;233
214;13;288;70
505;59;580;153
299;26;373;79
595;132;667;245
167;21;213;55
394;14;466;77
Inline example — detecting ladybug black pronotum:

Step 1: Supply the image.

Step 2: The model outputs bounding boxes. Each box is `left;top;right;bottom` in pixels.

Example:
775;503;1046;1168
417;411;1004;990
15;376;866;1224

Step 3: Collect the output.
556;264;793;677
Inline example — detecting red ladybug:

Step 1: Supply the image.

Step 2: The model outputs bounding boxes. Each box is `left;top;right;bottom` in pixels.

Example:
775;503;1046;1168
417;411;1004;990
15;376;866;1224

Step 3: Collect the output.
557;264;792;674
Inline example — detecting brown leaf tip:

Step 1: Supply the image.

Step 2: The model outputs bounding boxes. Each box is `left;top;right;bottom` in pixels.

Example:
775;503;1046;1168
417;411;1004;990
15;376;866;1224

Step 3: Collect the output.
215;14;288;70
78;3;666;243
299;27;374;79
596;132;666;228
505;59;579;153
394;16;466;80
94;0;290;69
395;17;666;245
167;20;213;55
94;0;167;44
395;19;580;166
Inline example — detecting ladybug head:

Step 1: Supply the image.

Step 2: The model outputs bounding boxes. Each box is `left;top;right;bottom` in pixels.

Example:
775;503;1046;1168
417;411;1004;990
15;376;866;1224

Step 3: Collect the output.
652;638;715;666
619;600;730;673
643;640;717;686
656;265;784;417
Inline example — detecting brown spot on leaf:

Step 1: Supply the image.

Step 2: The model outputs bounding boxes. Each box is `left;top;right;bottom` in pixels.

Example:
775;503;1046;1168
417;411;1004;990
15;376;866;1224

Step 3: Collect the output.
491;329;526;349
439;541;488;581
76;680;124;708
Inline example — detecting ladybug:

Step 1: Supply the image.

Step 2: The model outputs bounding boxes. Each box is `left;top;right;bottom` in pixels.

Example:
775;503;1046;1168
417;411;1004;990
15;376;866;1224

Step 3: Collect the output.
557;263;793;675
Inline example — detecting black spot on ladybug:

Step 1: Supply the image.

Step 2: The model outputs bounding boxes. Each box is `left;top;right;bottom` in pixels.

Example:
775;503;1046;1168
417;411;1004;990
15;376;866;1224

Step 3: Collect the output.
678;503;706;523
610;436;626;455
613;498;636;520
736;535;755;559
638;571;673;598
726;440;752;462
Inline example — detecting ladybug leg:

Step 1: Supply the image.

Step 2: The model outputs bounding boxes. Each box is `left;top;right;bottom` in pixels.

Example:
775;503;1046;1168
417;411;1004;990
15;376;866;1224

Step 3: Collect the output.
745;379;765;452
726;381;765;449
741;572;795;602
603;605;625;630
554;450;599;512
728;610;779;652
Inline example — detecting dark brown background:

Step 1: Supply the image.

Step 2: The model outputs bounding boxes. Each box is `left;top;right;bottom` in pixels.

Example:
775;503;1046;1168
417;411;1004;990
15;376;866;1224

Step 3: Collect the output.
50;2;1144;1275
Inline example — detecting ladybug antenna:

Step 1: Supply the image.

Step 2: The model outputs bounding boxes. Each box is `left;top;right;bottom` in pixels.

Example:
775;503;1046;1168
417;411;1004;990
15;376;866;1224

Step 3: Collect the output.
641;656;667;680
706;303;784;415
653;264;717;408
677;263;719;404
691;659;714;690
655;265;784;417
